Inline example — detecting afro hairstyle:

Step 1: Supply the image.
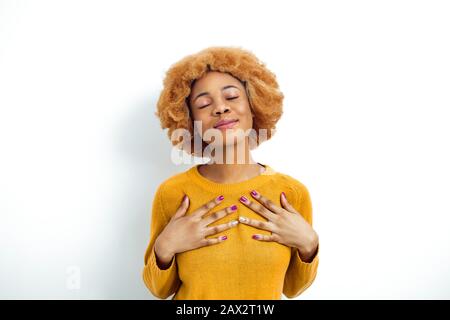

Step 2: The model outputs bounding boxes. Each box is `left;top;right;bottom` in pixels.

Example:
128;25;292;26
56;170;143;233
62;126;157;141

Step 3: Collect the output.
155;46;284;156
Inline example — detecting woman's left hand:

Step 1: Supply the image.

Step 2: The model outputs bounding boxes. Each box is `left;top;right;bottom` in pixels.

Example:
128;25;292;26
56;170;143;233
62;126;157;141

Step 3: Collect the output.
238;190;319;262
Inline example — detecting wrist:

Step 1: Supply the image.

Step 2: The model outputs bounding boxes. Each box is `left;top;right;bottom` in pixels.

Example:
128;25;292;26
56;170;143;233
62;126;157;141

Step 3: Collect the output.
296;231;319;262
155;235;175;259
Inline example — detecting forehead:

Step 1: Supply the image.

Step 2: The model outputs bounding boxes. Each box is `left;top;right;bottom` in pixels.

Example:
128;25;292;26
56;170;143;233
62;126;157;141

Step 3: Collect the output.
191;71;243;92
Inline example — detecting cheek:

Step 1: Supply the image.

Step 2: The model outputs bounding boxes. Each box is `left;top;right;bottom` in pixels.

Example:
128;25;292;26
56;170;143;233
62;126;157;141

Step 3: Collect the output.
192;113;214;132
235;105;253;124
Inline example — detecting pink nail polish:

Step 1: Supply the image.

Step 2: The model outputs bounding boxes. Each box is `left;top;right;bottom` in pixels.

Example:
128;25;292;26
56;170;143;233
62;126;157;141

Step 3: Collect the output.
217;195;224;201
240;196;248;203
251;190;258;197
230;205;237;211
252;234;260;240
221;235;227;240
281;192;286;199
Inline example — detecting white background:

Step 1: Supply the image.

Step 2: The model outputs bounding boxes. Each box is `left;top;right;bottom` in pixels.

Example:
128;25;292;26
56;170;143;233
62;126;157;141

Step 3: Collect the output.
1;0;449;299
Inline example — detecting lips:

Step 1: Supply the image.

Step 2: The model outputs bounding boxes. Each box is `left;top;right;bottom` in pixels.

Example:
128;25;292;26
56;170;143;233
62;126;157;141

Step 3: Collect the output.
214;119;239;129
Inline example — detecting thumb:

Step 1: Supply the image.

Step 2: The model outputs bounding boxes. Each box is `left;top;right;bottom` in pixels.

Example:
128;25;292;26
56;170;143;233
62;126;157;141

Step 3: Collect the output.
173;194;189;219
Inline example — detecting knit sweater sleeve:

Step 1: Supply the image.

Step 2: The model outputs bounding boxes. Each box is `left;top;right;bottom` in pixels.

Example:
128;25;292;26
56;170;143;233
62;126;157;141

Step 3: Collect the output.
283;183;319;298
142;183;181;299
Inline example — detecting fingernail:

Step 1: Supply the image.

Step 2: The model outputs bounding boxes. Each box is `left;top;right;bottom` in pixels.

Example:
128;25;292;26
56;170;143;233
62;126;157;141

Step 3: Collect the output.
239;216;247;223
252;234;261;240
239;196;248;203
217;195;224;201
230;205;237;211
183;195;188;202
250;190;258;197
281;192;286;199
229;220;238;227
220;235;227;240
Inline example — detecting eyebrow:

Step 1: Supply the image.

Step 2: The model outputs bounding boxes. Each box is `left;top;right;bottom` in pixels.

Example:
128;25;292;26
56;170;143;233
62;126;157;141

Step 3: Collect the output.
192;85;240;103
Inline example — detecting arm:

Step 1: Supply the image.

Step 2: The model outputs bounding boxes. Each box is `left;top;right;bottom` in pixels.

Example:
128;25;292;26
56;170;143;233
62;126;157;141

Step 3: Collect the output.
142;183;181;299
283;184;319;298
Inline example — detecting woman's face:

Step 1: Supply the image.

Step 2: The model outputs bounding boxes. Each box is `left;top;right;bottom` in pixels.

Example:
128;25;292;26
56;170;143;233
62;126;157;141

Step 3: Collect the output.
188;71;254;148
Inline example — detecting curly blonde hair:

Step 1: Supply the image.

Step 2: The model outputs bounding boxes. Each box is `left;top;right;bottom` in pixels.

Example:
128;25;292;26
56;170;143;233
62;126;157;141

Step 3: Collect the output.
155;46;284;155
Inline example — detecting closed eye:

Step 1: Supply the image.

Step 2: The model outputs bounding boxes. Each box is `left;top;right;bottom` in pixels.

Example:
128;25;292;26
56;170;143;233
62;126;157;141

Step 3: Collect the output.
199;96;239;109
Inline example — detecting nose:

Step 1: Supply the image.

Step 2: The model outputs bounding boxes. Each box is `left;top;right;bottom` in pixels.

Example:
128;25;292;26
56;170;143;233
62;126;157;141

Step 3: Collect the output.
213;102;230;115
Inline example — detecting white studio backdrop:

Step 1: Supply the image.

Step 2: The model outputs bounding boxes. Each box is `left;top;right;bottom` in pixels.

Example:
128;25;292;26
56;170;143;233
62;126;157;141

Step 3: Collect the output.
1;0;449;299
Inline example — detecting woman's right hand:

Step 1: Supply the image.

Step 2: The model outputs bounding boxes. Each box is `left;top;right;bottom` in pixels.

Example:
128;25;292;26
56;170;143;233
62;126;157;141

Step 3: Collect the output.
154;194;238;267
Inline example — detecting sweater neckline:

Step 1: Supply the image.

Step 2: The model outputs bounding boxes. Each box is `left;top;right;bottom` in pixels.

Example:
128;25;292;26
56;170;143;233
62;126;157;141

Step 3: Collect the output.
186;162;276;194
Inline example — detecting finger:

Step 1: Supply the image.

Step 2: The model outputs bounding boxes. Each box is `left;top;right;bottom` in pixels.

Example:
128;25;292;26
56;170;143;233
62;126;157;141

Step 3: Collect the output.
250;190;284;215
204;219;239;236
172;194;190;219
238;216;275;232
252;233;277;242
202;204;238;226
202;234;228;246
280;192;297;214
239;195;276;221
192;195;225;218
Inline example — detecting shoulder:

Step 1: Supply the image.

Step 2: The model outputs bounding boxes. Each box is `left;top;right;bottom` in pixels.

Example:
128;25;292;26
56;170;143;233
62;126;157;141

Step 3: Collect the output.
153;167;192;216
155;167;190;196
271;168;314;223
270;168;311;205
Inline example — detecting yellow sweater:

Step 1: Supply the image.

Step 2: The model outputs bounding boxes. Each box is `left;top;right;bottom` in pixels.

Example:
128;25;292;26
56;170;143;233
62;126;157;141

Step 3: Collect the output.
142;163;319;300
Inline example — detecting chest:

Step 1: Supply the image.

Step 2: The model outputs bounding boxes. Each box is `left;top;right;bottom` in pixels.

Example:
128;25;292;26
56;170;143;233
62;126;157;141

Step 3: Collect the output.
176;207;292;280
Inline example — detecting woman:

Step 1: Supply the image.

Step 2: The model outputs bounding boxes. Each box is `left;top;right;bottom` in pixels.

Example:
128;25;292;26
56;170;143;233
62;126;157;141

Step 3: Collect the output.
142;46;319;300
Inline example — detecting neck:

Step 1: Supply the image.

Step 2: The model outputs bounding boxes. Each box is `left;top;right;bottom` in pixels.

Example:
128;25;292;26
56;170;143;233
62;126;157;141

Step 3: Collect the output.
199;138;264;184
